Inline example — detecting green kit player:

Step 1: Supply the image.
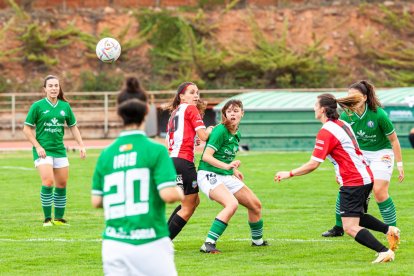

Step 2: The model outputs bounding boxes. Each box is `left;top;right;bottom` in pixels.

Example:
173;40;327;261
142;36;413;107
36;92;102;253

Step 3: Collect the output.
197;99;268;254
322;80;403;252
23;75;86;227
92;99;184;276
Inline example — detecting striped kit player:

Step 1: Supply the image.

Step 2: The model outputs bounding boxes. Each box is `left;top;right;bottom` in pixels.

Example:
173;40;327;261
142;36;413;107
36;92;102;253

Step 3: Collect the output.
275;93;399;263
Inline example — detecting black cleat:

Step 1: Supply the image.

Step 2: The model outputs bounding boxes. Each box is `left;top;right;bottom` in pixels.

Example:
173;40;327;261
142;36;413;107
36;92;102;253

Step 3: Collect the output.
322;226;344;237
43;218;53;227
252;240;269;246
200;242;221;254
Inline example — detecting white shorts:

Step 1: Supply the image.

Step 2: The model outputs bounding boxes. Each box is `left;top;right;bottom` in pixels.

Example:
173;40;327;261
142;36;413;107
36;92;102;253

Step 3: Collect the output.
362;149;394;181
197;170;245;199
102;237;177;276
34;156;69;169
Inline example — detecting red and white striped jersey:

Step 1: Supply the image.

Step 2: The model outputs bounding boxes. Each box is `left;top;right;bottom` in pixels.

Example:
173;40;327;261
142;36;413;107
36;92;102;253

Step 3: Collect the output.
311;119;373;187
166;103;206;162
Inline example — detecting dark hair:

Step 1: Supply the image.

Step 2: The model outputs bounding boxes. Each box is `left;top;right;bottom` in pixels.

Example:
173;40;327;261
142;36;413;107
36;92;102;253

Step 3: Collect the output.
349;80;381;112
117;98;148;126
117;76;148;105
43;75;67;102
317;93;364;120
221;99;243;132
165;82;195;113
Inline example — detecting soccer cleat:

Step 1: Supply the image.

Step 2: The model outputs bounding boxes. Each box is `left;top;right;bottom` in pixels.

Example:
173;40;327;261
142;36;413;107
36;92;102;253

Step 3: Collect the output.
200;242;221;254
53;218;70;226
252;240;269;246
387;226;400;251
322;226;344;237
43;218;53;227
372;249;395;263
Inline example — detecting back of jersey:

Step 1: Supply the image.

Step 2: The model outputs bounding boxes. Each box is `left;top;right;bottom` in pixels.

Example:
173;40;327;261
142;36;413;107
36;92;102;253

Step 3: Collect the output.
92;130;177;245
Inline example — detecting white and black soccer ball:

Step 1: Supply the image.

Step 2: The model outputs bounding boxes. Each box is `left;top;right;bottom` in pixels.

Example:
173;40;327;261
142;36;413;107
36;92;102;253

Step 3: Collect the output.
96;37;121;63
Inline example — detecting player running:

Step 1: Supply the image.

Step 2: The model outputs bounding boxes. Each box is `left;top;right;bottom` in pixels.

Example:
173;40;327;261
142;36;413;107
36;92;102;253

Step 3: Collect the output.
23;75;86;226
198;99;267;254
92;99;184;276
165;82;213;240
275;93;399;263
322;80;403;246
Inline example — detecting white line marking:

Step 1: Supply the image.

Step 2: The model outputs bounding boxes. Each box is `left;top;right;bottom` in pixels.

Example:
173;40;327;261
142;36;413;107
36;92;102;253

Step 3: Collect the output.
0;238;101;242
0;166;33;171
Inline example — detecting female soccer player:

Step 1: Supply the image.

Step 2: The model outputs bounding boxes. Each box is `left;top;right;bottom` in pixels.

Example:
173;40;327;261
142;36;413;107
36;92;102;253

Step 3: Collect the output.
92;98;184;276
197;99;267;254
23;75;86;226
322;80;404;239
275;93;399;263
166;82;213;240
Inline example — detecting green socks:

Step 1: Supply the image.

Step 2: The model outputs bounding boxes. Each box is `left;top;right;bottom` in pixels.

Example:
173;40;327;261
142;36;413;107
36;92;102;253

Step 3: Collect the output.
40;186;53;219
206;218;228;244
249;219;264;245
377;197;396;226
335;192;343;228
54;187;67;219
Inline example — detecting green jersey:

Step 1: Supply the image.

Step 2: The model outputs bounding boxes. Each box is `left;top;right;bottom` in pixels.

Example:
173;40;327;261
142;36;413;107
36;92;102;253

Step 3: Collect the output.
24;98;76;160
92;130;177;245
198;124;240;175
340;105;394;151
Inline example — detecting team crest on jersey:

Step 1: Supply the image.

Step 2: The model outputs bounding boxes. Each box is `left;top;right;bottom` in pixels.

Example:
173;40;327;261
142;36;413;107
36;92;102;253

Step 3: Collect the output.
192;180;198;188
119;144;133;152
60;110;65;116
367;121;374;128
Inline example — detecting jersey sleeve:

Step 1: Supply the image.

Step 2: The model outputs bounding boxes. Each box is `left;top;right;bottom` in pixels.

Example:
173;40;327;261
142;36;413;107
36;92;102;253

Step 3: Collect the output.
24;103;38;127
206;125;226;152
153;145;177;191
92;153;105;196
311;128;337;162
66;104;77;127
186;105;205;131
377;108;395;136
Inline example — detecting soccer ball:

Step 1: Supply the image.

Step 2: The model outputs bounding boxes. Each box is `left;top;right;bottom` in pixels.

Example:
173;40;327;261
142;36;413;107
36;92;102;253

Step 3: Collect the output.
96;37;121;63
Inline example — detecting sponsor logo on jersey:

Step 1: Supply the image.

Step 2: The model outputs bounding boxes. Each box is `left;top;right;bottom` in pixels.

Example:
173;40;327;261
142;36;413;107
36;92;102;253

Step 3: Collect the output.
51;118;58;125
356;129;376;140
229;137;234;141
42;110;50;114
60;110;65;116
367;120;374;128
119;144;133;152
349;122;355;126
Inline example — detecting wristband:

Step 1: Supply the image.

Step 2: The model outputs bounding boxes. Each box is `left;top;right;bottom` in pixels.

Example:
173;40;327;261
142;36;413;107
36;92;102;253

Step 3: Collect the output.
397;162;403;167
289;171;294;177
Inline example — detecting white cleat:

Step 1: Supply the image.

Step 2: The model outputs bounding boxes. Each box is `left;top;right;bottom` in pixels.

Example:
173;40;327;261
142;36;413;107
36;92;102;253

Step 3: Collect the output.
372;249;395;264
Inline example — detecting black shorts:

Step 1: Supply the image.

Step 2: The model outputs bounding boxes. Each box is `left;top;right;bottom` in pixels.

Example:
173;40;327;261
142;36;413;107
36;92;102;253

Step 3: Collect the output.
339;184;373;217
172;157;199;195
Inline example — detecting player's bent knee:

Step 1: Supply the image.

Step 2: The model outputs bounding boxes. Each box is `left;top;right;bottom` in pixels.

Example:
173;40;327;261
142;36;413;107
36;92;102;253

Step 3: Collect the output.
41;179;54;186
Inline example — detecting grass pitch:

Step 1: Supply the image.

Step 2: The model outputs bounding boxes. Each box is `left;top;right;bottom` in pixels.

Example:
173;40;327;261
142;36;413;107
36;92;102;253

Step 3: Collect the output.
0;149;413;275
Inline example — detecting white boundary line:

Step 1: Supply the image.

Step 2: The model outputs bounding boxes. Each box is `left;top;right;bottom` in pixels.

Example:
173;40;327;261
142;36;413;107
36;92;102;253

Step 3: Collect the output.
0;166;34;171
